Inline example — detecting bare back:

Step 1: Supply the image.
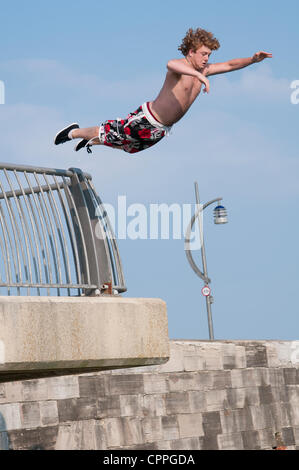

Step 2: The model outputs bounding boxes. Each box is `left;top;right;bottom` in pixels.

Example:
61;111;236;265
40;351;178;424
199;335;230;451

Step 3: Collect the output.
150;64;207;126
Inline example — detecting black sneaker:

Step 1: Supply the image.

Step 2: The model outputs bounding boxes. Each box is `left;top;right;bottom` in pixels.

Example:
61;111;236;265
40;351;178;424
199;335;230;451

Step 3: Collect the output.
74;139;93;153
54;123;79;145
74;139;88;152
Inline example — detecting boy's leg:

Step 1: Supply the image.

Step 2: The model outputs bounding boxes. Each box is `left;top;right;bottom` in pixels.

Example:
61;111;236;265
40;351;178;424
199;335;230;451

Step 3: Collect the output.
54;124;101;146
71;126;100;143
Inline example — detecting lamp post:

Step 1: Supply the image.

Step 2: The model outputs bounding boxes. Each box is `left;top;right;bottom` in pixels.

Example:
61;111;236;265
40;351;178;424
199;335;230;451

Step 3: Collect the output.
184;182;228;340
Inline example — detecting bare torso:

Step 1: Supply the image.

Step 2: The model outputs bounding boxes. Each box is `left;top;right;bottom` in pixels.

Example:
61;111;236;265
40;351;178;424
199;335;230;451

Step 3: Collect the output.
150;65;208;126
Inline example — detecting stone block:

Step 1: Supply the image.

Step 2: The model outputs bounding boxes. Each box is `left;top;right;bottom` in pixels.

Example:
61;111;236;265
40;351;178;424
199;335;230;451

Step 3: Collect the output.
165;392;190;415
177;413;204;438
293;426;299;445
142;394;165;417
222;354;236;370
286;384;299;403
9;425;58;450
170;437;200;450
143;374;168;394
196;371;214;390
205;389;227;412
161;415;179;441
283;368;297;385
237;407;254;431
234;346;247;369
57;398;76;422
104;417;126;448
55;420;98;450
0;381;23;403
188;391;206;412
94;420;107;450
258;404;281;429
153;440;172;450
168;373;198;392
221;343;237;369
241;430;261;449
242;369;260;387
199;434;219;450
203;349;223;371
258;428;275;450
119;395;143;417
122;417;144;447
273;385;288;403
78;375;106;397
230;370;243;389
0;403;22;431
157;343;185;373
266;343;281;368
249;405;266;430
278;402;292;427
39;400;58;426
268;368;285;387
281;427;295;446
22;379;48;402
245;343;268;368
46;376;79;400
258;368;270;386
220;408;253;434
77;398;98;421
210;370;232;389
202;411;222;435
74;420;99;450
20;402;41;429
124;440;171;450
142;417;163;443
97;395;121;419
226;388;246;409
58;398;97;422
227;387;259;409
258;385;274;405
184;355;205;372
107;375;144;395
217;432;244;450
0;297;169;379
220;409;239;434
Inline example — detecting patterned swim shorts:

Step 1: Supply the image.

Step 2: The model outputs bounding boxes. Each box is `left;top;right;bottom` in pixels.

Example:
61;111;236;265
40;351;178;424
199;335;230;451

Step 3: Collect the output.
98;102;172;154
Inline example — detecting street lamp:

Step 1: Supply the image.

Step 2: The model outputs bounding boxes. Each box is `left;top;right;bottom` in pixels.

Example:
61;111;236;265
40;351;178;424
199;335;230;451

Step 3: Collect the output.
184;182;228;340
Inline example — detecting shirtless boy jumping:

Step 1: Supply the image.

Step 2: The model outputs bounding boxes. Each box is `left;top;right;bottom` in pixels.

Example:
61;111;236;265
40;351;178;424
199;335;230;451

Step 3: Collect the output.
54;28;272;154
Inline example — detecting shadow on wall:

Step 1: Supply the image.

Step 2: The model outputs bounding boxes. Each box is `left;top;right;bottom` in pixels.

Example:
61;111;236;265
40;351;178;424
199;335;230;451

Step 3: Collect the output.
0;413;10;450
0;412;44;451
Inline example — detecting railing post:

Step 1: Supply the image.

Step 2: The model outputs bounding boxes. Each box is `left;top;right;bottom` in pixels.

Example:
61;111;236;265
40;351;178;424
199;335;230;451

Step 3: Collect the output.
68;168;113;295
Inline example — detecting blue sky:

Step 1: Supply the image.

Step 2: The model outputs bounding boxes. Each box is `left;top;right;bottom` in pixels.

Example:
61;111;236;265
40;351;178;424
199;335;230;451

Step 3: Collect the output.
0;0;298;340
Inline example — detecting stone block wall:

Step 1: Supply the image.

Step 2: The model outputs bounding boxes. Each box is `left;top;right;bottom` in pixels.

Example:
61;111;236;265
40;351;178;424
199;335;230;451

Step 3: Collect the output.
0;340;299;450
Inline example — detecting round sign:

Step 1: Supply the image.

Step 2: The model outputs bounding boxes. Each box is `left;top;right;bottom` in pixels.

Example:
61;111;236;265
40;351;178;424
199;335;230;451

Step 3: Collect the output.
201;286;211;297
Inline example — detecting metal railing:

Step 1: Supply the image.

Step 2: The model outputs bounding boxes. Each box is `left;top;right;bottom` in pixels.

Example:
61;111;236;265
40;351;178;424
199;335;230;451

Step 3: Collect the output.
0;162;126;296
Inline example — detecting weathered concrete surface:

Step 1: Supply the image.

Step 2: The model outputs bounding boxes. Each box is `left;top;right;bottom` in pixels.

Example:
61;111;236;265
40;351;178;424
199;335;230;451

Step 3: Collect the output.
0;297;169;381
0;340;299;450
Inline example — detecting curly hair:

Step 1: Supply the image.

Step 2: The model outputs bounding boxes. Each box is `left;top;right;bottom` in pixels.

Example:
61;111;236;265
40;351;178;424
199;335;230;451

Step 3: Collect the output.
178;28;220;56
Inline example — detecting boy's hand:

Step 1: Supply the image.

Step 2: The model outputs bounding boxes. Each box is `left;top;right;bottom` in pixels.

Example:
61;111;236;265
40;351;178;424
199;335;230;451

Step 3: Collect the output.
252;51;273;63
197;74;210;93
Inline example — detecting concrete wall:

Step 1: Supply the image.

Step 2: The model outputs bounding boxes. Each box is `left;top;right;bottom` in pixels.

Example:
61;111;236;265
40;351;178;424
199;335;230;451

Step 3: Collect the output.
0;340;299;450
0;297;169;381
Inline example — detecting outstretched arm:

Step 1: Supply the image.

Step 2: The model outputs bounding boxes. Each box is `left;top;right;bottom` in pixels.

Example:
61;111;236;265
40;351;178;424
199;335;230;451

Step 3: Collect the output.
167;59;210;93
206;51;272;76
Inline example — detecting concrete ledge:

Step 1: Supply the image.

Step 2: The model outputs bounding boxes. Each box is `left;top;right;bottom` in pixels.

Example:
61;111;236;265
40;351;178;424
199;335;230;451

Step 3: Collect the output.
0;297;169;382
